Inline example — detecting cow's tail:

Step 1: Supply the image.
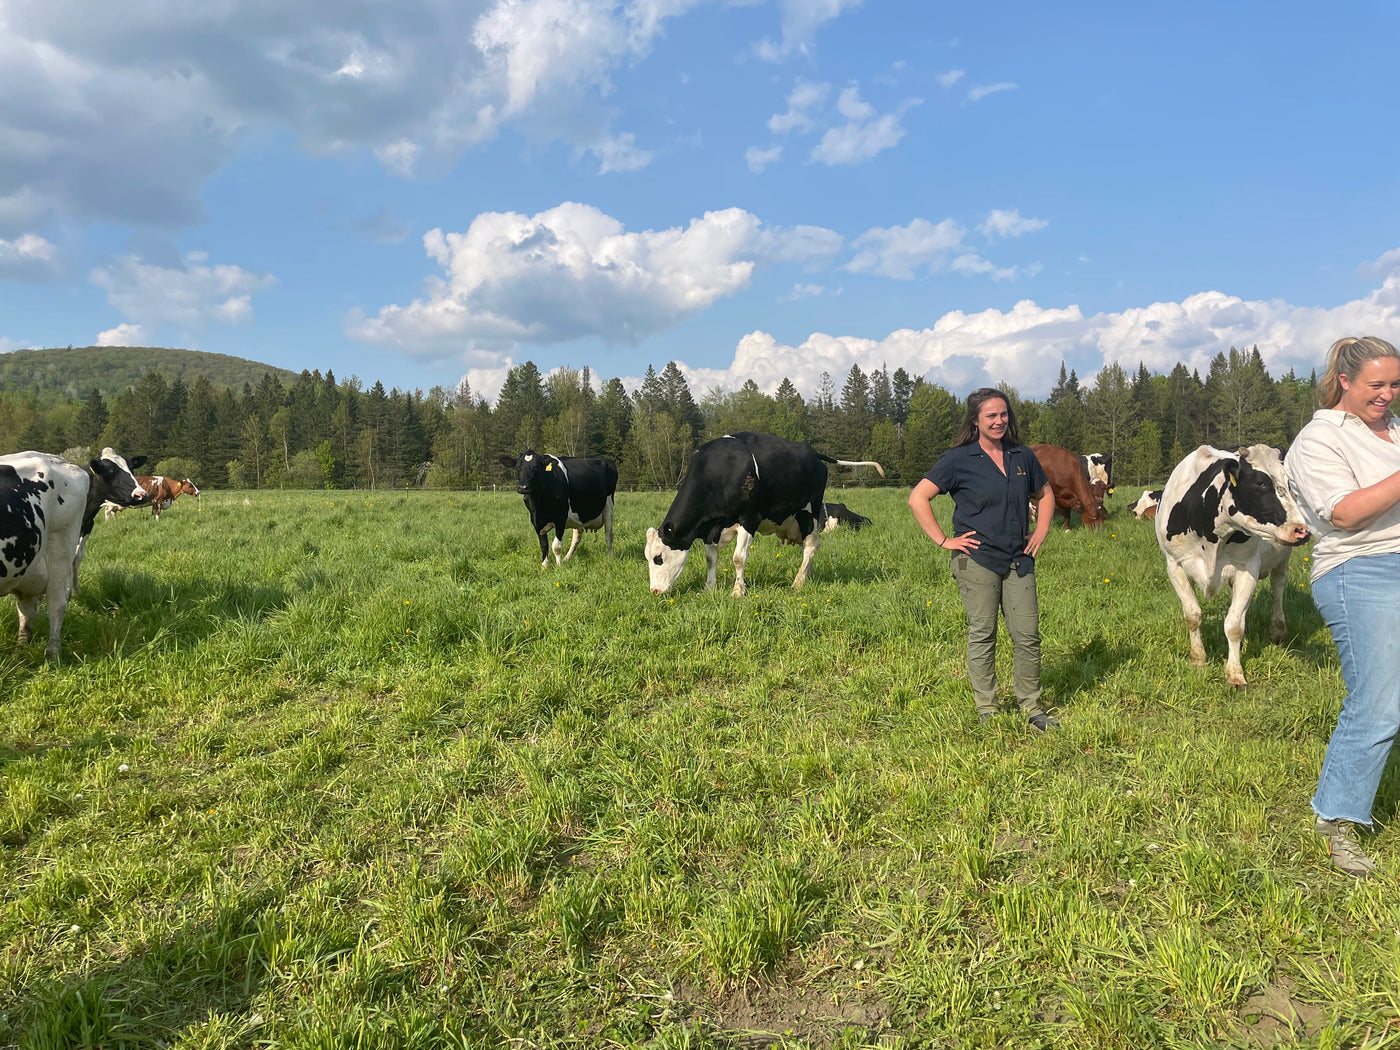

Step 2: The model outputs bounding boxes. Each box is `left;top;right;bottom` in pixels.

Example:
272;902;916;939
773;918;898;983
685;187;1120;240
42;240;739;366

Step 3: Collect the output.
817;453;885;478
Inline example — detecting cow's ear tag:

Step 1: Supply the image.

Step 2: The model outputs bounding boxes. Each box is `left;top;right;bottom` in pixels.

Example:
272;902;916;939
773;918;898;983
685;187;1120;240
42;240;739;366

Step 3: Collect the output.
1227;471;1237;487
545;463;553;471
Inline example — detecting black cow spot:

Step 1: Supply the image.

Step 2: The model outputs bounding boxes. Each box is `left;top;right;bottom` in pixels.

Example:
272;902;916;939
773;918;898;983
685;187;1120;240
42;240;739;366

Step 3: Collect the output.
1164;460;1232;542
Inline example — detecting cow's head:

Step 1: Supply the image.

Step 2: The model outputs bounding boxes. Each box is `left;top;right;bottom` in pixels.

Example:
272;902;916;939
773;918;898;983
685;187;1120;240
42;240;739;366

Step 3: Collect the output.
1082;479;1109;529
498;449;560;496
180;478;200;497
645;525;689;594
1224;445;1310;546
91;448;149;506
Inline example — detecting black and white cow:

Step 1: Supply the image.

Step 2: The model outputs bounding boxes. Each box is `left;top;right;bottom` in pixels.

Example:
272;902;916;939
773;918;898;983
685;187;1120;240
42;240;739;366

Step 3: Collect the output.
498;450;618;567
1132;489;1164;521
1;448;148;660
822;502;873;533
645;432;883;595
1155;444;1309;687
1081;452;1113;494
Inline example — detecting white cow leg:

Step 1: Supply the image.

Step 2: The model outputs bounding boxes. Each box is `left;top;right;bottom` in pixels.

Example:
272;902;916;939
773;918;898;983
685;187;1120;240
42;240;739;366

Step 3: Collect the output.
562;528;581;561
70;537;88;599
551;533;564;566
44;581;69;662
731;527;755;597
1164;557;1206;668
1222;569;1259;688
792;529;820;589
603;497;615;554
704;543;720;590
16;594;38;645
1268;559;1290;644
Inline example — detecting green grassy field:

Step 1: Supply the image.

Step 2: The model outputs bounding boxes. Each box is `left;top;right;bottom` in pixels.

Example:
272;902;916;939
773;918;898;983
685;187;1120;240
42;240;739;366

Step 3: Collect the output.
1;486;1397;1048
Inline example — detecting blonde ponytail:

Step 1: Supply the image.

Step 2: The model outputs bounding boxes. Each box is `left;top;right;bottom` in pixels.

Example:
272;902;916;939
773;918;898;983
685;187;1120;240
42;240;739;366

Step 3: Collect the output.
1317;336;1400;408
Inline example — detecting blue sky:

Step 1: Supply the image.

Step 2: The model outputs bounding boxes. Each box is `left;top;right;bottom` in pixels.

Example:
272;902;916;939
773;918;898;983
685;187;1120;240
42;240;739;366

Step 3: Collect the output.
2;0;1397;399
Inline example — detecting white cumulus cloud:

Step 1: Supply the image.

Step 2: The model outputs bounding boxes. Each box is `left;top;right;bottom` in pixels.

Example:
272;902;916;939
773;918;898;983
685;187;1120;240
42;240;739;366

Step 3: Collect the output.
655;266;1400;401
96;323;148;347
349;202;839;358
968;81;1017;102
0;0;715;233
756;0;864;60
938;69;965;88
89;253;276;331
810;85;919;166
845;218;968;279
0;232;61;281
768;80;830;134
746;145;783;173
1359;247;1400;279
979;208;1048;240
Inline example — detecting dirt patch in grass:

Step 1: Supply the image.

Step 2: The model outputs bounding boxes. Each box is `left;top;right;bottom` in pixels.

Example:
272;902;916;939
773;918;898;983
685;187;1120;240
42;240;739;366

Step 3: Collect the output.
1232;975;1326;1044
710;975;897;1047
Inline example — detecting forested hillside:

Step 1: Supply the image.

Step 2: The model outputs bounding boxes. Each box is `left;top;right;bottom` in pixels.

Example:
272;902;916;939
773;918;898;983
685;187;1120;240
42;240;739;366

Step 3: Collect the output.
0;345;298;401
0;346;1314;491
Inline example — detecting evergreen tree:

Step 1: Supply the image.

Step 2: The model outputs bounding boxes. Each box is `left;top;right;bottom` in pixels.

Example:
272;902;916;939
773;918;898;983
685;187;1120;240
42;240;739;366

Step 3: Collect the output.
891;367;915;425
839;364;873;455
71;388;109;448
1085;362;1136;465
900;383;961;482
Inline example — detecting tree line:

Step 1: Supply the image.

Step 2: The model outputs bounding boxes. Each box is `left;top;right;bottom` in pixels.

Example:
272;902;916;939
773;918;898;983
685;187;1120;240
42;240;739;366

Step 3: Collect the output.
0;346;1315;491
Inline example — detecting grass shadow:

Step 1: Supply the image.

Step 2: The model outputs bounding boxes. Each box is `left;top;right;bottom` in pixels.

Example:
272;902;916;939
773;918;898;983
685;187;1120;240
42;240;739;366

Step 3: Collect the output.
1043;636;1141;707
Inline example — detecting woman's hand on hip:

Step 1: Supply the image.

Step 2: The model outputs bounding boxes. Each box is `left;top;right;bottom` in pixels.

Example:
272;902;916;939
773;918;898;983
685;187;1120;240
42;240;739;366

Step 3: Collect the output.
1023;526;1050;557
945;530;980;553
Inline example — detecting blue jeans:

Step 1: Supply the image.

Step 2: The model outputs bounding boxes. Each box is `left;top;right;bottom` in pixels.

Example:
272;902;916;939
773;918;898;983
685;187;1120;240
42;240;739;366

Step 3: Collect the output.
1311;553;1400;825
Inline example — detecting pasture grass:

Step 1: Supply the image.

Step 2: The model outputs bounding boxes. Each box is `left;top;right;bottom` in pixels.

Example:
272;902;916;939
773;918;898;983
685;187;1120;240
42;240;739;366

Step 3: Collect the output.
1;486;1397;1048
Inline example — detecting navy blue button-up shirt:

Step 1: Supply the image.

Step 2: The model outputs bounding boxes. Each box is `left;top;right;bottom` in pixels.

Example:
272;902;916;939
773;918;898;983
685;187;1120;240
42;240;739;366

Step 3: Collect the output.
924;442;1049;575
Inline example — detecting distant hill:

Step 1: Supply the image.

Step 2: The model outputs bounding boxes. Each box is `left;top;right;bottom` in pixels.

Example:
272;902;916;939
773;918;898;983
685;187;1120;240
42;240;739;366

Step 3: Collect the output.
0;346;301;400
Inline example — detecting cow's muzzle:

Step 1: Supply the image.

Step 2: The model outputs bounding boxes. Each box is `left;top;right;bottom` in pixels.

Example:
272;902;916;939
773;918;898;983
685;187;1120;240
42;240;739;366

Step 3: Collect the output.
1279;523;1310;547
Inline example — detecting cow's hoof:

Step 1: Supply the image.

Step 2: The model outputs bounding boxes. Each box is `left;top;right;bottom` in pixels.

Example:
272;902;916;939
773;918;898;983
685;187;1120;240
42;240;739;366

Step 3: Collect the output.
1270;627;1287;644
1189;655;1206;668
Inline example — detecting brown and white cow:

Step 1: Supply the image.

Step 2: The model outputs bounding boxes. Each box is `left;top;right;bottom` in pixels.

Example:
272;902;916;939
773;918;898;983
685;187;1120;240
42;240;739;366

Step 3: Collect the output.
1029;443;1108;530
1156;445;1309;687
104;475;200;520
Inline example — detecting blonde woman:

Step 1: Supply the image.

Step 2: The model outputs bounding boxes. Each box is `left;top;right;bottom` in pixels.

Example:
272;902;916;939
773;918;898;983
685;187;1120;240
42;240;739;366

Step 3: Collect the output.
1286;336;1400;877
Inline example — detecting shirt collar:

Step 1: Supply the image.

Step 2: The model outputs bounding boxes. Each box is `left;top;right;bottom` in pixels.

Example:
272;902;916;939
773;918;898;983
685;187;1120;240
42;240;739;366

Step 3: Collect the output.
1314;407;1400;435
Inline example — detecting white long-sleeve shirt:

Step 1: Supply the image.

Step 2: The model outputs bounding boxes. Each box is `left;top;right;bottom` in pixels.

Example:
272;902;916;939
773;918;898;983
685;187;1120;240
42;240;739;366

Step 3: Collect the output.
1286;408;1400;582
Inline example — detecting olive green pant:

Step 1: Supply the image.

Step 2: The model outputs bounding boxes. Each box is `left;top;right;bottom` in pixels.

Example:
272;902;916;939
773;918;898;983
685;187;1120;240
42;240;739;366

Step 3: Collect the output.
950;554;1044;717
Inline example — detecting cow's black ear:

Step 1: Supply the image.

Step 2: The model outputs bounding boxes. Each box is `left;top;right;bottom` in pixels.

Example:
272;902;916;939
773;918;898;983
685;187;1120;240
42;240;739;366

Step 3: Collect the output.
128;456;147;470
498;455;518;469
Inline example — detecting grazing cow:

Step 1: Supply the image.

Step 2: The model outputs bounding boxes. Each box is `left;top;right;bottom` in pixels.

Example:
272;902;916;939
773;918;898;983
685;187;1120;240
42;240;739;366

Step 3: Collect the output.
1;448;148;660
1081;452;1114;494
1155;445;1310;687
822;502;873;532
498;450;618;567
1132;489;1164;521
1029;444;1108;530
645;432;883;595
106;475;201;520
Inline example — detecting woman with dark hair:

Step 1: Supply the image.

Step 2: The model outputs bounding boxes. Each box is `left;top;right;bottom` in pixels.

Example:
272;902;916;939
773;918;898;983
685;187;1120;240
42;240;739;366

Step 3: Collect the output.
1286;336;1400;877
908;387;1059;730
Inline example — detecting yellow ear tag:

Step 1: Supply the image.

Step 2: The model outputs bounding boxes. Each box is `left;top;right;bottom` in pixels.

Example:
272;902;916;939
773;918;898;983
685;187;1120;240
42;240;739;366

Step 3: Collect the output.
545;464;552;471
1227;472;1236;487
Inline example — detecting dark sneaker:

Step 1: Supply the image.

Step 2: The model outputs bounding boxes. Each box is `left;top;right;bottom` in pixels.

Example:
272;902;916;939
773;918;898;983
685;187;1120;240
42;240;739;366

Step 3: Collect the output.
1315;816;1376;877
1028;713;1059;732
